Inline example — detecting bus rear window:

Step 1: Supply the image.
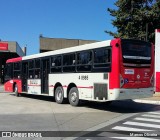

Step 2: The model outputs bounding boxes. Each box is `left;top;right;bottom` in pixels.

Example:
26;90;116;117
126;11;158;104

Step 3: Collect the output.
122;40;151;65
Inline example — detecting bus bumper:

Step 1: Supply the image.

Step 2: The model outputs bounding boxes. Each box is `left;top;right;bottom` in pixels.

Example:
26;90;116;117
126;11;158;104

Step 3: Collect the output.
108;88;154;100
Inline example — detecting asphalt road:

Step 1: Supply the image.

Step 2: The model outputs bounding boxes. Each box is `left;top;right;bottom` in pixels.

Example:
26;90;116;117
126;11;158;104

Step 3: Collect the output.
0;91;159;139
75;111;160;140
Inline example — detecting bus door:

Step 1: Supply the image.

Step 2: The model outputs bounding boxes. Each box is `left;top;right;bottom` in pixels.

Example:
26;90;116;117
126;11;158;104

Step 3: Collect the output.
41;58;50;94
22;62;28;92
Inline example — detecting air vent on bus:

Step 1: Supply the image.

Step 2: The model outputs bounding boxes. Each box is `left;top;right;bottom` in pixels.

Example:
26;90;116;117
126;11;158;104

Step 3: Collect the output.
94;83;108;100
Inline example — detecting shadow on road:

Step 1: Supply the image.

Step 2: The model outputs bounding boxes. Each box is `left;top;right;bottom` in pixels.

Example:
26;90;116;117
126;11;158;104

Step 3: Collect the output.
10;93;160;114
84;100;160;113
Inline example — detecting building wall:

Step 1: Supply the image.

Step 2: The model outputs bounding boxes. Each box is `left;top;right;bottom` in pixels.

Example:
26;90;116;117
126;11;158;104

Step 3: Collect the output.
40;37;98;53
8;42;25;56
7;42;17;52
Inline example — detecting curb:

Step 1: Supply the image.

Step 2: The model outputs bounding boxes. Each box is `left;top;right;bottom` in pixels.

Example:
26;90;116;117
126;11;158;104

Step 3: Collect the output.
134;99;160;105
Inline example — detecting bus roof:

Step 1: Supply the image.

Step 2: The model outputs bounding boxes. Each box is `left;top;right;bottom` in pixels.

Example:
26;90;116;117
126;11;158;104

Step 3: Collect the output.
6;40;111;63
24;40;111;60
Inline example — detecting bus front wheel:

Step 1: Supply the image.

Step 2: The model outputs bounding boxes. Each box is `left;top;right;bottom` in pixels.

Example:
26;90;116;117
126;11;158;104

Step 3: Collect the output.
68;87;80;106
55;86;64;104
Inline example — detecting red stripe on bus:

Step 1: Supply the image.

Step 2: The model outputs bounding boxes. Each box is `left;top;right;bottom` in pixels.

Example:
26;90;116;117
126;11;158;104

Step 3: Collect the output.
77;86;93;89
156;29;160;32
6;57;22;63
49;85;93;89
28;85;41;86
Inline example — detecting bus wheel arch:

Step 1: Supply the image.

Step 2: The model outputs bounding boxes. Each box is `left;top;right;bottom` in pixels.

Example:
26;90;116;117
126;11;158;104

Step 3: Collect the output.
54;82;64;104
67;83;80;106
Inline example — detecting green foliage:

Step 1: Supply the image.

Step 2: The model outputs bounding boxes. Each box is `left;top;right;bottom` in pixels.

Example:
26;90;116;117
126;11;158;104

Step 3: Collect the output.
106;0;160;43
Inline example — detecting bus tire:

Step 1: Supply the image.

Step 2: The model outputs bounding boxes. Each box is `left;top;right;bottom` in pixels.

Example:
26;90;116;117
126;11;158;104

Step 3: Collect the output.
68;87;80;106
55;86;64;104
14;84;20;97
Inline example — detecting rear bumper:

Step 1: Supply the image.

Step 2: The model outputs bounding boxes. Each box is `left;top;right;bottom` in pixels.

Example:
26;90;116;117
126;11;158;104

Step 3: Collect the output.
108;87;154;100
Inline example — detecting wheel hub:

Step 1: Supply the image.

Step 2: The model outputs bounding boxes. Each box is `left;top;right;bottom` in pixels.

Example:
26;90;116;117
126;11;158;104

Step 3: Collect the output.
57;91;62;101
71;92;77;102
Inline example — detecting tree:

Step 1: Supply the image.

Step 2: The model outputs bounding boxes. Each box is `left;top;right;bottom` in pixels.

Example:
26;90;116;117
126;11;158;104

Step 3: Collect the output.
106;0;160;43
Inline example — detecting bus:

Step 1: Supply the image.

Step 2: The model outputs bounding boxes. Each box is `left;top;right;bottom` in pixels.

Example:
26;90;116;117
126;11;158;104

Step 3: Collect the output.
4;38;154;106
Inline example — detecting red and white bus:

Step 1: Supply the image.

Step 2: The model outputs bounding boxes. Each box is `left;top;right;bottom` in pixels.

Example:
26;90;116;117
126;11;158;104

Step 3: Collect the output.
4;38;154;106
155;29;160;93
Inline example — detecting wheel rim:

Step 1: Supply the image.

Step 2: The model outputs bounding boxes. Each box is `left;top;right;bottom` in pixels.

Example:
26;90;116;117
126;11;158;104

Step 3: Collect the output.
57;90;62;101
70;92;77;102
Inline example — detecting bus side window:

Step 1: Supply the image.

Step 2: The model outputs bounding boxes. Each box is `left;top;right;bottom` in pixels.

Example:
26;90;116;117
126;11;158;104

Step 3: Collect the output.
93;47;111;72
13;62;21;79
28;60;34;79
51;56;62;73
63;53;75;72
35;69;40;79
35;59;40;78
77;51;92;72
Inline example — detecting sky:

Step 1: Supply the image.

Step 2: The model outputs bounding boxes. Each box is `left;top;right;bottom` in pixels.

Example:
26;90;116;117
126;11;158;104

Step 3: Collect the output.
0;0;117;55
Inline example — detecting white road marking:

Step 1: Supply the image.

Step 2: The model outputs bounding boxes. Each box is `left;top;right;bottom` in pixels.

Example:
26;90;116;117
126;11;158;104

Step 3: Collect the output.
134;117;160;123
124;121;160;128
142;114;160;119
111;137;159;140
148;112;160;115
112;126;153;131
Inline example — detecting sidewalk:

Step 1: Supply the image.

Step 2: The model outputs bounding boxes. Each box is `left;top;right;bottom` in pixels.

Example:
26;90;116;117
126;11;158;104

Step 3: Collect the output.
0;84;160;105
134;93;160;105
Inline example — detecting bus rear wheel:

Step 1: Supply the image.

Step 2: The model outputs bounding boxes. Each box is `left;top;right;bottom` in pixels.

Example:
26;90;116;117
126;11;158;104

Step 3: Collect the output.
55;86;64;104
68;87;80;106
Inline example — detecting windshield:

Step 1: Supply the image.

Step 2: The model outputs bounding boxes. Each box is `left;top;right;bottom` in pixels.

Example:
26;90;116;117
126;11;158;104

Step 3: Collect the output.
121;40;151;66
4;63;13;82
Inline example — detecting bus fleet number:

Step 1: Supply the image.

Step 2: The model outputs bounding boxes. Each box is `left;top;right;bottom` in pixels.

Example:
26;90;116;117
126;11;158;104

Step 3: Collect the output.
78;75;88;80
